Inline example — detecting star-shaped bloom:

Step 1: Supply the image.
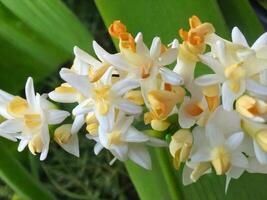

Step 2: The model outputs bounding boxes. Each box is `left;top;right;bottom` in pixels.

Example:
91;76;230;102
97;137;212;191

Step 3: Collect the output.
191;107;248;187
57;66;142;131
0;77;69;160
87;111;167;169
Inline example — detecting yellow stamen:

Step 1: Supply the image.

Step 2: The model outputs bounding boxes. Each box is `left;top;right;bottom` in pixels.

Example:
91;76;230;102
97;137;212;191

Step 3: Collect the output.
169;129;193;169
224;62;245;93
236;95;267;120
54;124;72;145
28;135;43;155
185;101;203;117
55;83;77;93
88;63;110;83
108;20;127;38
211;147;230;175
108;131;121;146
190;162;210;182
124;90;144;105
93;85;111;115
86;123;99;136
151;119;170;131
119;32;136;52
7;96;28;117
24;114;42;129
256;130;267;152
148;90;181;119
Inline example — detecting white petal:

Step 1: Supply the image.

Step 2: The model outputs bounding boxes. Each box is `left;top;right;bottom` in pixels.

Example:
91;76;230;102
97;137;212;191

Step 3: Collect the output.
0;131;17;141
93;41;111;63
18;139;29;152
114;99;142;114
128;144;151;170
252;32;267;50
159;67;184;85
0;119;23;133
231;27;249;47
48;91;79;103
47;110;70;125
59;133;80;157
72;99;94;116
191;147;211;162
71;114;85;134
178;98;197;129
60;68;91;97
199;54;224;75
74;46;101;67
110;144;128;161
103;53;132;72
254;140;267;164
25;77;37;108
195;74;222;86
214;40;227;66
100;66;113;85
150;37;161;59
182;165;193;185
0;89;13;102
116;115;134;133
40;125;50;161
111;78;140;96
173;59;195;86
230;153;248;168
123;127;149;143
96;106;115;132
94;142;104;155
246;78;267;96
222;80;245;111
226;132;244;150
158;48;178;66
135;32;150;56
146;137;167;147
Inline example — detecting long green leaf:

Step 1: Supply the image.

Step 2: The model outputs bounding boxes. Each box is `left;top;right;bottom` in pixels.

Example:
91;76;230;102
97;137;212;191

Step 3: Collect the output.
0;141;56;200
0;0;92;93
95;0;266;200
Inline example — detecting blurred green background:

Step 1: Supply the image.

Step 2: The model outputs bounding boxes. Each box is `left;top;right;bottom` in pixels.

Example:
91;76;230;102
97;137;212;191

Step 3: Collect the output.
0;0;266;200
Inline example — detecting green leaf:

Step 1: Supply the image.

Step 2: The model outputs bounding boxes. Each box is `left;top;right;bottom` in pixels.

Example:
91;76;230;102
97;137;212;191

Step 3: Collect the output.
217;0;264;44
0;141;56;200
0;0;92;93
95;0;266;199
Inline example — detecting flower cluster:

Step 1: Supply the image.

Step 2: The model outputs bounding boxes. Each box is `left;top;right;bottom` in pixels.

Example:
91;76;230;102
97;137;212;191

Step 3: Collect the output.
1;16;267;190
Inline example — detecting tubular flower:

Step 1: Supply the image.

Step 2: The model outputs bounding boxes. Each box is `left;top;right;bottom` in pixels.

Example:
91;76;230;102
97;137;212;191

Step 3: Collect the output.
0;78;69;160
87;111;167;169
169;129;193;169
174;15;215;86
144;87;185;131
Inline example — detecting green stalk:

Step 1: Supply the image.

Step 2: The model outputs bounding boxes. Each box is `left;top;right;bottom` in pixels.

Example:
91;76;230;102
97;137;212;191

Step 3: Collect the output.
0;142;56;200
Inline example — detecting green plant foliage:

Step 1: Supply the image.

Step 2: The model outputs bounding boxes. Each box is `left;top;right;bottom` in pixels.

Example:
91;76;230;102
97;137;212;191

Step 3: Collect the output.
0;0;92;93
0;141;56;200
95;0;266;199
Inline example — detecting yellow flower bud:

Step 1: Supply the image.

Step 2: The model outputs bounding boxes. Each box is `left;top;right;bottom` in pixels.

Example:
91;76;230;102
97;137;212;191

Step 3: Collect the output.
28;135;43;155
54;124;72;145
211;147;230;175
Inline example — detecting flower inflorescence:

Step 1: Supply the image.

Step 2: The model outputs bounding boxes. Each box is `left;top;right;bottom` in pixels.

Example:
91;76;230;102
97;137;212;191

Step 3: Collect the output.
1;16;267;190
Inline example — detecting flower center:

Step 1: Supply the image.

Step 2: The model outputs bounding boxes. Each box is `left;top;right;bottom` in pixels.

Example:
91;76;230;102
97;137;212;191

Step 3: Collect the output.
24;114;42;129
224;62;245;93
108;131;122;146
211;146;231;175
7;96;28;117
93;85;111;115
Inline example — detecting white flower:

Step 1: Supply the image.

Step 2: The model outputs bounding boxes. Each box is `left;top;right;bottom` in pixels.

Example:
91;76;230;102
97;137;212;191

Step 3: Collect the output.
93;34;183;106
173;15;215;86
54;124;79;157
196;28;267;110
191;107;247;187
0;77;69;160
58;66;142;131
87;111;167;169
241;118;267;164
